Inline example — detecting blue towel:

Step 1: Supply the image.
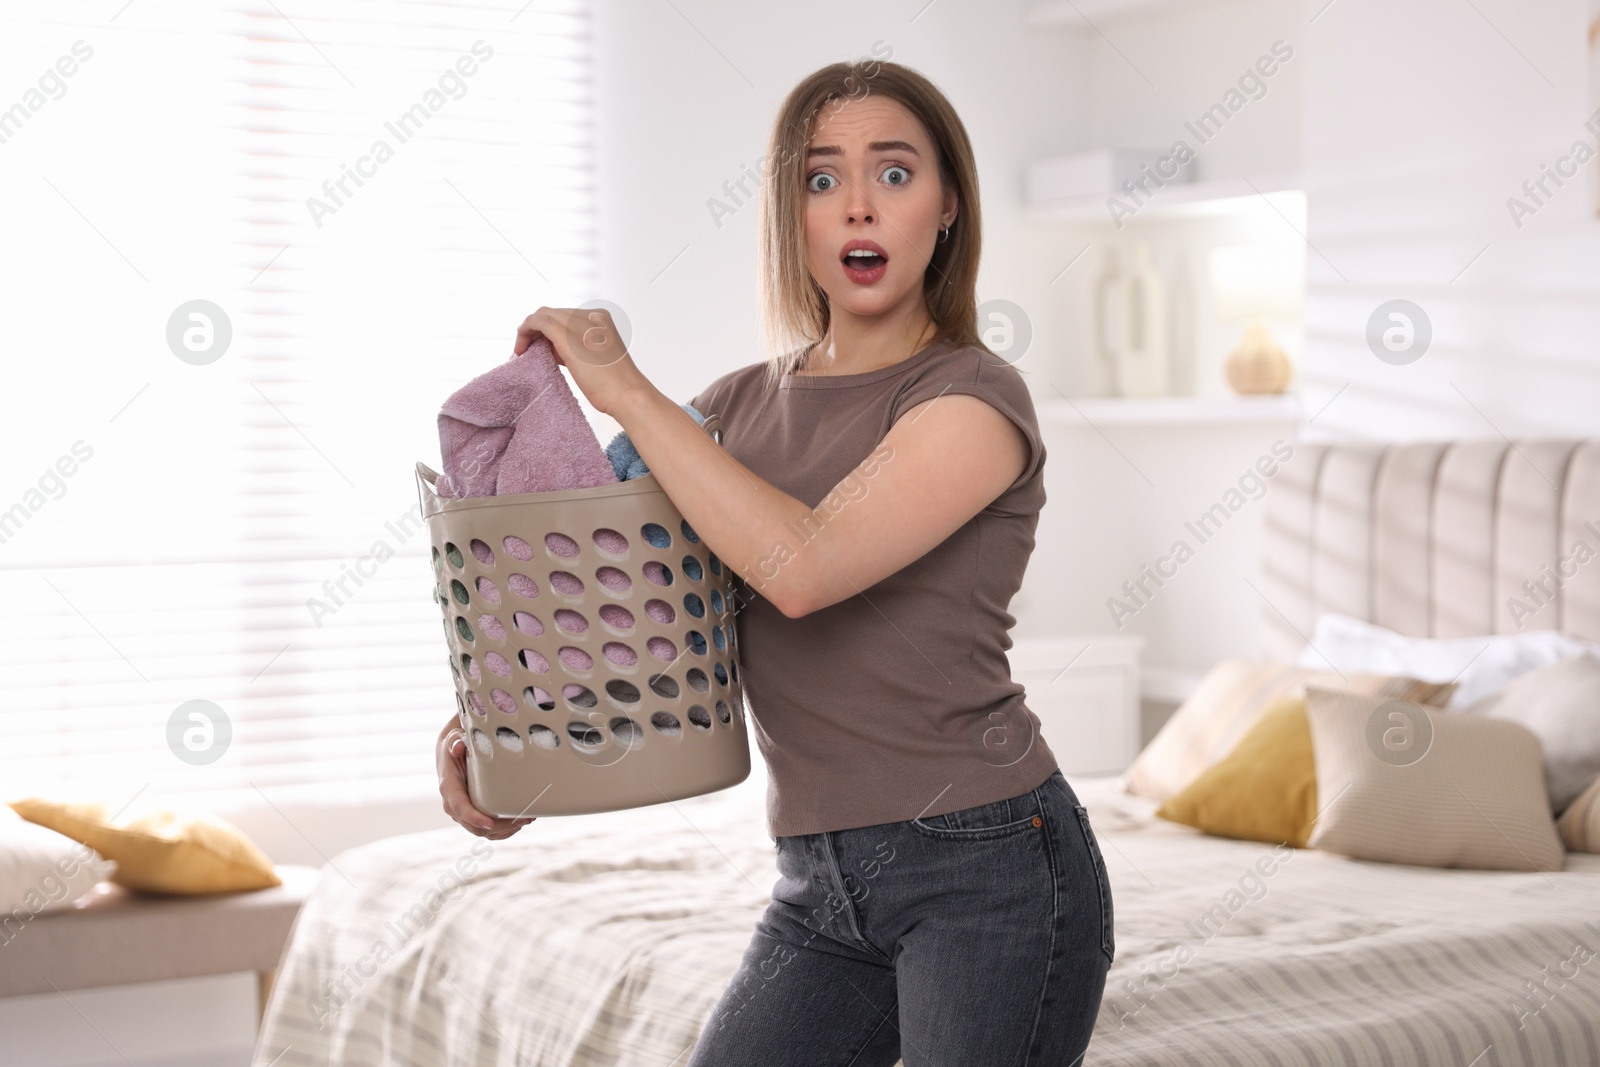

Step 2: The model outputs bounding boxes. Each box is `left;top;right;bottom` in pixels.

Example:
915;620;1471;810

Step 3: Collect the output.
605;403;706;481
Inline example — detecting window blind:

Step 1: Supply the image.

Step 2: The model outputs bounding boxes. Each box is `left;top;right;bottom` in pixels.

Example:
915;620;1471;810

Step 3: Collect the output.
0;0;596;808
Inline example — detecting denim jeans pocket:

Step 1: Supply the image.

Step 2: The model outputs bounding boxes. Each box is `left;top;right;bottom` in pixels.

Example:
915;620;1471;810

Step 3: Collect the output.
1072;804;1115;964
910;790;1042;841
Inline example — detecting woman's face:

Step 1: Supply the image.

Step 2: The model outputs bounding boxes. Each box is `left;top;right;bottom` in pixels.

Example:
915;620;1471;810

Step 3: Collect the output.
802;94;956;324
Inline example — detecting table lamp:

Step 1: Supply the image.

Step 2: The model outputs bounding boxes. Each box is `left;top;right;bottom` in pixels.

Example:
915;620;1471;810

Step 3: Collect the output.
1209;244;1303;395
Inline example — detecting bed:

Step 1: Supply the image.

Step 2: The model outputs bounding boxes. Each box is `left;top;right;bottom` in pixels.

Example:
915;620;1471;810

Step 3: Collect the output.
252;438;1600;1066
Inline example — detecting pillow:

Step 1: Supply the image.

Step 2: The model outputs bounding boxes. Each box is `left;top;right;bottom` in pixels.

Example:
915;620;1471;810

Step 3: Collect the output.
1457;652;1600;813
1295;612;1600;710
1557;775;1600;853
1125;659;1455;801
1;803;117;918
8;798;280;895
1303;686;1564;872
1155;694;1317;847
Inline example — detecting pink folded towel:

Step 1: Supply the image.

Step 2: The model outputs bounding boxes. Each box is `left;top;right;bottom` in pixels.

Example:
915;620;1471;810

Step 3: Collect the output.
436;336;619;498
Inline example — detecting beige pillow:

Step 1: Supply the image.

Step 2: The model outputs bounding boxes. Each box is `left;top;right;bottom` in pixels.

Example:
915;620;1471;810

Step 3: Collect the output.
1125;659;1456;801
1304;686;1564;872
9;798;280;895
1557;776;1600;853
1457;652;1600;813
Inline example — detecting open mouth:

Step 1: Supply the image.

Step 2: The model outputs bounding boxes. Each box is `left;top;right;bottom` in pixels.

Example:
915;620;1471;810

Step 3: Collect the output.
841;243;890;280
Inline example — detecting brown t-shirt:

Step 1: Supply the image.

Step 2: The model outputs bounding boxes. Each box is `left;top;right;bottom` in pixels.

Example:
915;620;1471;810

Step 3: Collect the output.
689;335;1059;838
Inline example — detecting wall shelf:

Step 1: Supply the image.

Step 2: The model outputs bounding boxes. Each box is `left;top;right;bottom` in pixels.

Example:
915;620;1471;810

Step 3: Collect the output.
1025;172;1304;226
1036;393;1302;426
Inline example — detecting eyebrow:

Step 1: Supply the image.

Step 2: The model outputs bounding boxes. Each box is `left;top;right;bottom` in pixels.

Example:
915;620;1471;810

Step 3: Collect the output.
806;140;922;159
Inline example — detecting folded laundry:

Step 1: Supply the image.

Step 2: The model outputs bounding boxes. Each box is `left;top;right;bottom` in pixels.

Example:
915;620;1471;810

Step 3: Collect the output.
435;336;619;498
604;404;706;481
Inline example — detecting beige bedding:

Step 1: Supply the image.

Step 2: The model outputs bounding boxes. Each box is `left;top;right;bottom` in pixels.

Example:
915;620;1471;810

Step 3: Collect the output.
252;765;1600;1066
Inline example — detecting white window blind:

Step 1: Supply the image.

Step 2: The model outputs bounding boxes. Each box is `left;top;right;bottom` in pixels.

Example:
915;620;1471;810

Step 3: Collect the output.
0;0;596;808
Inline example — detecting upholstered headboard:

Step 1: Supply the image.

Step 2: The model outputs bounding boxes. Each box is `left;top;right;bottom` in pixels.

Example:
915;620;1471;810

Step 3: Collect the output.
1259;438;1600;661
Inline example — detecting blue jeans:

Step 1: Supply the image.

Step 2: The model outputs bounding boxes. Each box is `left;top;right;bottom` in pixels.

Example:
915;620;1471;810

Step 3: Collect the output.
686;768;1114;1067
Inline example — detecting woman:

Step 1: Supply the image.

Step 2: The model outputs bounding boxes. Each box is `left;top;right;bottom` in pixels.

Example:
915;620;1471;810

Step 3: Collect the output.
436;59;1114;1065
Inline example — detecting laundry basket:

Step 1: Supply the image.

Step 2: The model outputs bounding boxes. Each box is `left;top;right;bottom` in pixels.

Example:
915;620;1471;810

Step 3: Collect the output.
415;411;749;818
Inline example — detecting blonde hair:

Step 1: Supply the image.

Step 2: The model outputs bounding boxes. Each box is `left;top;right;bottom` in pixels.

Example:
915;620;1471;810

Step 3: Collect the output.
755;59;985;394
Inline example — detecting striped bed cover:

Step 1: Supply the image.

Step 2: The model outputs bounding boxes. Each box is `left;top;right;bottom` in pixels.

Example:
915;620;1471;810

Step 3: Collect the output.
252;770;1600;1066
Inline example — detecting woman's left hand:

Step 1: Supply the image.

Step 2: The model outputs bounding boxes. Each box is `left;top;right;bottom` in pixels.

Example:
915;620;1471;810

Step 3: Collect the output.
513;306;648;417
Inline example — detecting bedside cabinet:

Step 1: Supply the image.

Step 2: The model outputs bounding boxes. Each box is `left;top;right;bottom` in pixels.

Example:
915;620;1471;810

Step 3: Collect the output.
1007;634;1143;777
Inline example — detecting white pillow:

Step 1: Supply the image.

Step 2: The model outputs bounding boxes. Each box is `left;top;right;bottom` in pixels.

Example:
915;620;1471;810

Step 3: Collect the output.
1295;612;1600;710
0;803;117;919
1459;653;1600;813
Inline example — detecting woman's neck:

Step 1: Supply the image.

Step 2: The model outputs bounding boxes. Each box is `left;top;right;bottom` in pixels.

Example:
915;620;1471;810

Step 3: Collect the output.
797;318;938;377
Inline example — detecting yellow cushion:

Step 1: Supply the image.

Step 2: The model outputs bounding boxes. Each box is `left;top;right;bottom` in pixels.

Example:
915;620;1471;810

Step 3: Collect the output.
1155;694;1318;848
7;798;280;895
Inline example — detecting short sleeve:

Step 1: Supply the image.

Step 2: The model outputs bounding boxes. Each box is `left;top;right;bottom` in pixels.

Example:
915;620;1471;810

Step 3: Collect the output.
890;352;1046;496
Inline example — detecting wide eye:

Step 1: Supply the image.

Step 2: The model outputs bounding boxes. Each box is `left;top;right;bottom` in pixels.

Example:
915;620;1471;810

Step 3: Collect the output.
806;172;838;193
882;164;911;186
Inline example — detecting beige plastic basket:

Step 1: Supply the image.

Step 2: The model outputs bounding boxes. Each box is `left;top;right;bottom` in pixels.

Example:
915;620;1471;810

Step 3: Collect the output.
415;411;749;818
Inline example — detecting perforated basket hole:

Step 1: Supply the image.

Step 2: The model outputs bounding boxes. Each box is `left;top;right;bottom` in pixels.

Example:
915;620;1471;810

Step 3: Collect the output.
470;539;495;566
432;546;442;571
593;528;628;555
449;656;461;682
503;535;534;561
682;556;704;582
716;699;731;724
650;711;682;737
641;522;672;549
708;553;722;576
490;688;517;714
680;519;700;544
646;636;678;661
545;532;580;558
559;646;593;671
549;571;585;596
496;726;523;753
507;573;540;599
642;561;673;587
710;588;724;613
478;613;506;641
682;593;705;618
686;631;707;656
524;685;555;710
529;723;560;749
712;625;726;651
567;721;604;748
444;542;464;569
728;659;738;684
513;611;544;636
484;651;512;677
564;684;597;708
476;577;501;604
595;566;631;593
714;662;728;686
520;648;551;674
686;668;709;692
606;679;640;705
599;604;635;630
603;641;637;667
467;689;486;716
649;674;679;699
609;716;643;749
554;608;589;634
687;705;712;730
454;616;475;642
450;579;470;606
462;654;480;682
644;598;675;625
471;727;492;755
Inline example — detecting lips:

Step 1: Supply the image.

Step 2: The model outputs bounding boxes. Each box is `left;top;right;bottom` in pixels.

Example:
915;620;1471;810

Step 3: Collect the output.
841;239;889;283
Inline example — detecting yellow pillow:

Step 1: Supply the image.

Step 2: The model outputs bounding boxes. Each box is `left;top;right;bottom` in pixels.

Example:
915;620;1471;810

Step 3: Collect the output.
1155;694;1318;848
7;798;281;895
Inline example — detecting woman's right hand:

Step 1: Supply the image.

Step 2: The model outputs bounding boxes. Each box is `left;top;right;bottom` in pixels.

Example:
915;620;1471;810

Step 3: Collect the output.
437;720;537;839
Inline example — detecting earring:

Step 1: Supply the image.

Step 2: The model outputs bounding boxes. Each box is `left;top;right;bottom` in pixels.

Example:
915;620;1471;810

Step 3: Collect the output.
938;224;950;243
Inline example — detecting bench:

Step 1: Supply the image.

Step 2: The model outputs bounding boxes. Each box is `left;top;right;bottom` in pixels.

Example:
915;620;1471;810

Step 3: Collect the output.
0;865;322;1029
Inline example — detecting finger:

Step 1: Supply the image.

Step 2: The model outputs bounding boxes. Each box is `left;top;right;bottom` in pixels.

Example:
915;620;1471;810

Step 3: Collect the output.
513;310;547;355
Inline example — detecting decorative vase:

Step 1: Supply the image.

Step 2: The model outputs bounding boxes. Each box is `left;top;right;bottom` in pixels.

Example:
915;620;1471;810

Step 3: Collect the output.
1224;320;1293;395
